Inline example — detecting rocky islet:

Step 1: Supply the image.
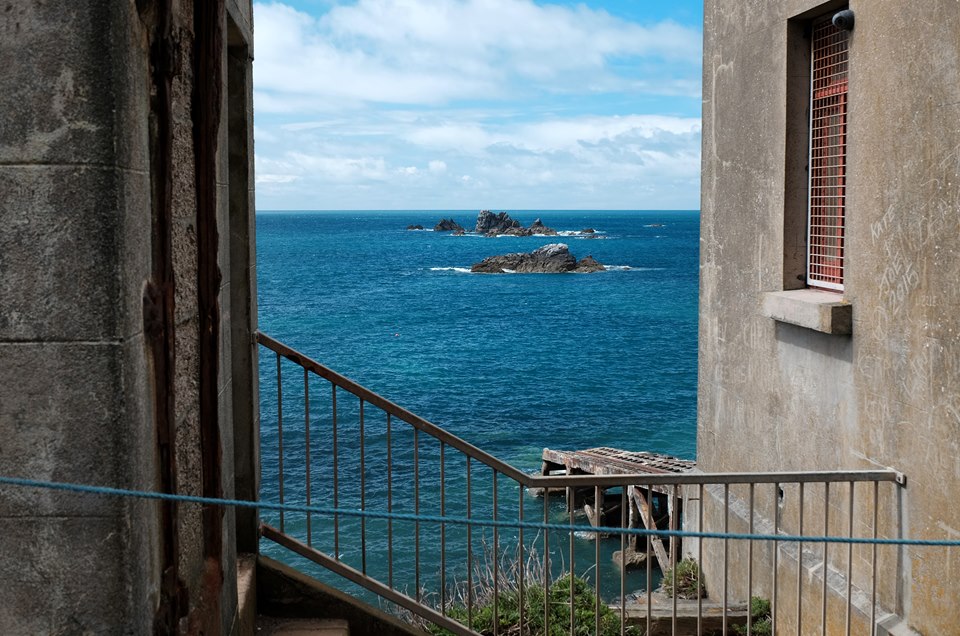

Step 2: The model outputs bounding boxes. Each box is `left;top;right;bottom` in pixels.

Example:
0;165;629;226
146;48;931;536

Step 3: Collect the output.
471;243;605;274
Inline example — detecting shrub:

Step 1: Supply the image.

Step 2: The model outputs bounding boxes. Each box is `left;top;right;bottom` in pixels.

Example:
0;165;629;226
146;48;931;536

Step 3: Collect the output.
733;596;772;636
436;573;637;636
659;558;704;599
424;535;639;636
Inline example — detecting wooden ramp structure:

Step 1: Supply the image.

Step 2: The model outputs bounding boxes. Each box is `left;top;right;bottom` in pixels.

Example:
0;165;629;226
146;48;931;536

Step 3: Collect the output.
538;447;696;574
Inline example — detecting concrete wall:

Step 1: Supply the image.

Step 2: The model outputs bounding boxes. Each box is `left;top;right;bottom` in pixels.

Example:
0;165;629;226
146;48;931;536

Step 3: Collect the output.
0;0;257;632
699;1;960;633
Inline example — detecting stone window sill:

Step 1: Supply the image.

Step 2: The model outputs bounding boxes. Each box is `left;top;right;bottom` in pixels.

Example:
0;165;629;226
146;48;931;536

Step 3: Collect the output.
761;289;852;335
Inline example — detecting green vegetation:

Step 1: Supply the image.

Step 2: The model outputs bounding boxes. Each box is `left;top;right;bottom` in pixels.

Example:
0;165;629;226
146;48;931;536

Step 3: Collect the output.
433;573;638;636
733;597;772;636
659;558;705;599
420;536;638;636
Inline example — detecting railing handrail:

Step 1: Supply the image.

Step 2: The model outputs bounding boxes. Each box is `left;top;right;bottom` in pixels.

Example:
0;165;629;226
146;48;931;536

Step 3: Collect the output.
256;331;905;489
257;330;532;483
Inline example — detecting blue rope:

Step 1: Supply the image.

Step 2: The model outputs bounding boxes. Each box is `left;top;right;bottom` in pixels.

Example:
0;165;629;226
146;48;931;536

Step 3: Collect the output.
0;474;953;547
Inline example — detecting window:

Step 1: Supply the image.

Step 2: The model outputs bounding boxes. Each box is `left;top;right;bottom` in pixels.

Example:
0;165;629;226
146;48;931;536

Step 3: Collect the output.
807;16;849;291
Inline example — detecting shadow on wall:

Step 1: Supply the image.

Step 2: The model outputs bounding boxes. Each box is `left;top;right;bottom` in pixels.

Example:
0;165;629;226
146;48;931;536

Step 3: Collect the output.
774;321;853;364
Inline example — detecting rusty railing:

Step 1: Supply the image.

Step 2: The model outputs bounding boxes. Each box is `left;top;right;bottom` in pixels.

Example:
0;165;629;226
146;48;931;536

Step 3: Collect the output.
256;332;905;636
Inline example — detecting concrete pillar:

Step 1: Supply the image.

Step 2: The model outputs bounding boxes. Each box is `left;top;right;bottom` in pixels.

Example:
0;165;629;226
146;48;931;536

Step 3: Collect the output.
0;2;157;632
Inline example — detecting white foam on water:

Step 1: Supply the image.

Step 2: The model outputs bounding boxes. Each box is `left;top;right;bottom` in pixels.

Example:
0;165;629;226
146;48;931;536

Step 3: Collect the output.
429;267;472;273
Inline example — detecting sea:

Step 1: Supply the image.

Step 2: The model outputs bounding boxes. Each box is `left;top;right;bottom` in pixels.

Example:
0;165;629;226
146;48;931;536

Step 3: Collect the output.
256;209;700;606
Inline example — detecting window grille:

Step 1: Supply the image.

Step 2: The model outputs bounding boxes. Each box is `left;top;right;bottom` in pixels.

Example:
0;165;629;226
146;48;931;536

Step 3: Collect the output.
807;18;849;290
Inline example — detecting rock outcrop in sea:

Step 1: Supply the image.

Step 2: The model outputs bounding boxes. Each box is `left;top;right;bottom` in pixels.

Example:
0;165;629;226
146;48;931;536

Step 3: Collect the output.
475;210;521;234
434;218;465;233
471;243;605;274
474;211;558;236
406;224;424;230
522;218;558;236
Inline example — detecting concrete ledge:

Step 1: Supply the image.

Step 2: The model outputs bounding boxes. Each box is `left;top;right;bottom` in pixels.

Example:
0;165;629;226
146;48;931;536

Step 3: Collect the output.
761;289;852;335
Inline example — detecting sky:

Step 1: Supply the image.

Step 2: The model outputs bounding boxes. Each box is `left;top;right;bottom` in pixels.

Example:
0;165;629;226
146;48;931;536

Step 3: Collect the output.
252;0;703;210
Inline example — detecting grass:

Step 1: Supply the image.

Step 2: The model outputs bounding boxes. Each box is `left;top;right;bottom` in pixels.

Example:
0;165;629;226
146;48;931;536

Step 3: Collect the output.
419;534;639;636
659;558;705;600
436;573;638;636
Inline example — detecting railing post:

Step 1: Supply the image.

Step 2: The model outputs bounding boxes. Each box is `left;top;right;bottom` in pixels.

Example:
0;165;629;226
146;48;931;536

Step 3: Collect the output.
276;352;284;533
722;483;729;636
414;427;420;601
747;483;754;636
492;469;499;636
304;369;311;546
440;442;445;614
595;484;602;636
846;481;854;636
542;494;549;636
698;483;704;636
466;455;472;630
387;412;393;589
871;481;879;636
821;482;830;636
797;482;805;635
772;482;779;636
332;384;339;559
360;399;367;575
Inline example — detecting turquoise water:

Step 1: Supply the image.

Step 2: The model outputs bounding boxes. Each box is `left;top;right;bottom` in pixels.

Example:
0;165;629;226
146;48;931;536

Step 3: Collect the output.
256;210;699;604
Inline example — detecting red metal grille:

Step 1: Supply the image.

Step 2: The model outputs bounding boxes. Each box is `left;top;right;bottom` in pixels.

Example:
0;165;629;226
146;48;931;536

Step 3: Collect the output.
807;19;849;290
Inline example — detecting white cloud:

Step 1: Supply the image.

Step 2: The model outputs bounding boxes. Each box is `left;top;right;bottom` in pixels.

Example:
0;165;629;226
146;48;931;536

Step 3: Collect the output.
250;2;703;209
402;115;701;155
253;112;701;209
253;1;701;110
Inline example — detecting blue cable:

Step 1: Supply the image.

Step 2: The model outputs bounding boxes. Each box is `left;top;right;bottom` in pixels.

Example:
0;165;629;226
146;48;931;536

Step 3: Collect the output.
0;474;953;547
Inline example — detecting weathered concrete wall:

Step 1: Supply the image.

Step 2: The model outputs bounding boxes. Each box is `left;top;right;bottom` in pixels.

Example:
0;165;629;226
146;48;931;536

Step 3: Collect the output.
0;0;256;632
699;1;960;634
0;2;156;631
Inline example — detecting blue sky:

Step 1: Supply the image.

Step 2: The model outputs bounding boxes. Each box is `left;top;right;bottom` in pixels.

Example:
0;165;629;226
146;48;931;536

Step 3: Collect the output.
252;0;703;210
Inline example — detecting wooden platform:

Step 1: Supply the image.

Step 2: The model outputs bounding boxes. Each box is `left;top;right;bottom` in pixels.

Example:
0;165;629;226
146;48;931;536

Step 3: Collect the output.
542;447;695;480
539;447;696;574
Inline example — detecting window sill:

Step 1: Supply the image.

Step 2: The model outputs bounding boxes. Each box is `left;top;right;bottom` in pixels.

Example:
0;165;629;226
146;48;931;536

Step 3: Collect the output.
761;289;852;335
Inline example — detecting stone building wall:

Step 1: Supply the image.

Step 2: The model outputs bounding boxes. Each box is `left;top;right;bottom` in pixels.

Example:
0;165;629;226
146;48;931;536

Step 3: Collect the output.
0;1;256;632
698;1;960;633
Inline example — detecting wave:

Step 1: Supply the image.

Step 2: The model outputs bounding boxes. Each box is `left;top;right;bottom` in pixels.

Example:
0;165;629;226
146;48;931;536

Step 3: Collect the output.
603;265;665;272
558;230;607;236
429;267;472;273
574;530;601;540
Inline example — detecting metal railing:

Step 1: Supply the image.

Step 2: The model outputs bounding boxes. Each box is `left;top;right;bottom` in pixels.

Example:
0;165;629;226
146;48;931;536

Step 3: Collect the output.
256;332;905;636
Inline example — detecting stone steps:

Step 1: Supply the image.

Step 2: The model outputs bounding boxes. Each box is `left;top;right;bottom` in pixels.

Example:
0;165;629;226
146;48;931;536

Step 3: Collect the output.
256;617;350;636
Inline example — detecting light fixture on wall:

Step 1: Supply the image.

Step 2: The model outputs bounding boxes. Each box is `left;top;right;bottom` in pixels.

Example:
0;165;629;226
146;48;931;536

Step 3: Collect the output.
832;9;855;31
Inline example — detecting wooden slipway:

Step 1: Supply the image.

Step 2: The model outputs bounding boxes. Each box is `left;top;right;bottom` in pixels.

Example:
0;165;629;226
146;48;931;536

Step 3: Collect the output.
539;447;696;573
